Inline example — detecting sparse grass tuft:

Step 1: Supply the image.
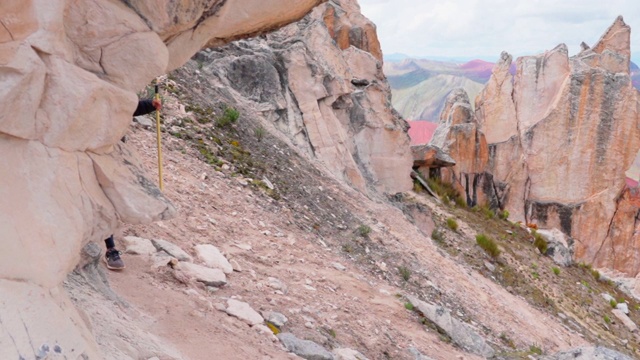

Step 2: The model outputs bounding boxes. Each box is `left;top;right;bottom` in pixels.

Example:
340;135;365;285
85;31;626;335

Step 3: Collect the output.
552;267;560;276
255;126;265;142
476;234;500;258
431;228;445;245
499;209;510;220
499;332;516;349
342;243;354;253
529;344;543;355
398;266;412;281
426;177;465;207
591;269;601;280
446;218;459;231
604;315;611;324
533;231;548;254
610;299;618;308
216;106;240;127
357;225;371;238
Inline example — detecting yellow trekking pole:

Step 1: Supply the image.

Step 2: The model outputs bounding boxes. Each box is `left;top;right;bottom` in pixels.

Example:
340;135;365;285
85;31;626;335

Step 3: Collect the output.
155;84;164;191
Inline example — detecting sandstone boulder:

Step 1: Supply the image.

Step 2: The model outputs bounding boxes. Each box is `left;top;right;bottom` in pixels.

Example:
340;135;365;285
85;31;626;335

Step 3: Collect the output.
0;0;324;357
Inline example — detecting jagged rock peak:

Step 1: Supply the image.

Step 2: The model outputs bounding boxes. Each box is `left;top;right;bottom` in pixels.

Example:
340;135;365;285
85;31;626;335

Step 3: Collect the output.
592;16;630;56
495;51;513;71
439;89;474;125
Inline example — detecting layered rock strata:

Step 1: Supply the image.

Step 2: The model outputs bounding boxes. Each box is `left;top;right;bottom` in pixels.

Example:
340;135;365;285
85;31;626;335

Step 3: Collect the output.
0;0;323;358
430;17;640;276
194;0;413;194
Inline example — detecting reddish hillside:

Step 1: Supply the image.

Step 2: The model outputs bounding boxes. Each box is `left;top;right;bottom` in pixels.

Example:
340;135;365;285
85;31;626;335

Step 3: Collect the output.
408;120;438;145
459;59;494;82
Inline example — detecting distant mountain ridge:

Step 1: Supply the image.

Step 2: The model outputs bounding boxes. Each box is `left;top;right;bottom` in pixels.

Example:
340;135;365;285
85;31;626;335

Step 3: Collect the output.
386;56;640;122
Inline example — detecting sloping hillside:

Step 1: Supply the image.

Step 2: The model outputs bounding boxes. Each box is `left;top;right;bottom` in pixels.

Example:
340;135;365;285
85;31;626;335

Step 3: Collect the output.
82;61;640;358
391;74;485;121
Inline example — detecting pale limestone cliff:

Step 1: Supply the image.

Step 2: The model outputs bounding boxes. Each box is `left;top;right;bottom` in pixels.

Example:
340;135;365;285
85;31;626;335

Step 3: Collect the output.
0;0;323;358
449;17;640;276
194;0;413;194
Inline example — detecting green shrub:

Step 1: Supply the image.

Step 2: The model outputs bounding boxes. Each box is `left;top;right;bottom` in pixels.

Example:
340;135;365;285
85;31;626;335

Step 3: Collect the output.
357;225;371;237
431;228;445;244
533;232;548;254
404;302;414;311
604;315;611;324
413;179;423;193
552;267;560;276
591;269;601;280
426;177;465;206
254;126;265;142
480;206;495;219
476;234;500;258
398;266;412;281
610;299;618;308
499;209;510;220
216;107;240;127
529;344;543;355
446;218;459;231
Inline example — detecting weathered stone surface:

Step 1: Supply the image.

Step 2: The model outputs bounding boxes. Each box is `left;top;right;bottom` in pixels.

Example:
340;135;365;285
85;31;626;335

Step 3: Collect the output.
405;295;495;358
226;299;264;326
591;16;631;74
412;144;456;168
262;311;289;328
0;280;101;360
0;137;115;289
278;332;335;360
322;1;382;61
537;229;573;267
475;51;518;144
0;0;323;356
191;1;412;194
194;244;233;274
408;347;435;360
152;239;193;262
541;346;634;360
611;309;637;332
428;89;491;207
90;143;176;224
123;236;158;256
180;262;227;287
333;348;369;360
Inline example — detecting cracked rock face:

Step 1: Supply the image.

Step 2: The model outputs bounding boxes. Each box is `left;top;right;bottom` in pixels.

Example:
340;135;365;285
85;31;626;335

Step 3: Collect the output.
466;17;640;276
193;0;413;194
0;0;323;358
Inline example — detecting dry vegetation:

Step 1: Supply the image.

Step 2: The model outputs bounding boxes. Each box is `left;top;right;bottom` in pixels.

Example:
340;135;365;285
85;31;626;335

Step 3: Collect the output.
412;179;640;357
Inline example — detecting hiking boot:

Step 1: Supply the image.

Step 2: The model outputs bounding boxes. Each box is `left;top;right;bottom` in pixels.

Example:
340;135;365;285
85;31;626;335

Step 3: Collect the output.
104;248;125;270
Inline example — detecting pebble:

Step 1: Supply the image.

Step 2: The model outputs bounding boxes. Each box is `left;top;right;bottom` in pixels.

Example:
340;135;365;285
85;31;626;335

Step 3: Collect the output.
332;263;346;271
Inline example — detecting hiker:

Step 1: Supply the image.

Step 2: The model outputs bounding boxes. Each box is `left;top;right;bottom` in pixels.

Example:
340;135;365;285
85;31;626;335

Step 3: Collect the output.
104;97;162;270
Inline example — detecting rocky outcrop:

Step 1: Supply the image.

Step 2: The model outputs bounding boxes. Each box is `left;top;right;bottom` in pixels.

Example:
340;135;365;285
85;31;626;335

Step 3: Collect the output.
424;89;493;206
194;0;413;194
441;17;640;275
0;1;323;358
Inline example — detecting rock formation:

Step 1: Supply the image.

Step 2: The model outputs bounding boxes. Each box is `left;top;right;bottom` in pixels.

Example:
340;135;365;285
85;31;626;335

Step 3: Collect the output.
194;0;413;194
429;17;640;276
417;89;492;206
0;0;323;358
